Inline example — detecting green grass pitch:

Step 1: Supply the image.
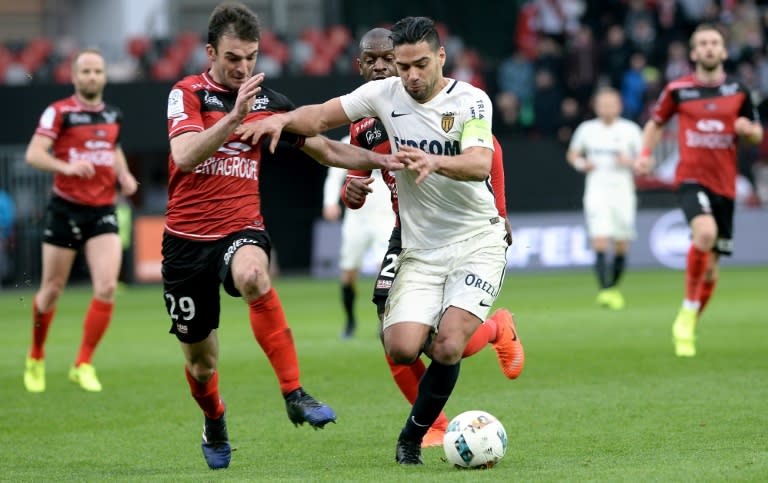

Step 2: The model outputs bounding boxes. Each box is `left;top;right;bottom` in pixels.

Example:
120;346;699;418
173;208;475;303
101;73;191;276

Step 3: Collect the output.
2;267;767;481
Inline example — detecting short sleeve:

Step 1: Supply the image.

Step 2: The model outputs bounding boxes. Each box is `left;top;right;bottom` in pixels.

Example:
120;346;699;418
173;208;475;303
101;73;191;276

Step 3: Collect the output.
340;81;381;122
167;85;204;139
34;104;62;140
568;123;586;153
650;85;677;125
458;89;494;151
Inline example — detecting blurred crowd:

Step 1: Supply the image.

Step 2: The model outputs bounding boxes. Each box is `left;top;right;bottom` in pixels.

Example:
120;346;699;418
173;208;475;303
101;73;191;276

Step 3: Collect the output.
493;0;768;143
5;1;768;149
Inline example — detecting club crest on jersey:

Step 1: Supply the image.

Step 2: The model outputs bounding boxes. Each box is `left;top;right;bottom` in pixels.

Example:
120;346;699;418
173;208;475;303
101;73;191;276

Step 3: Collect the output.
441;112;455;133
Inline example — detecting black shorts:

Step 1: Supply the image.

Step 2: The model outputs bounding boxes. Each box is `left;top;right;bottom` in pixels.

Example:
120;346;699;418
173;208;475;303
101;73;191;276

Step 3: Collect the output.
162;229;272;343
677;182;734;255
43;195;118;250
372;226;401;315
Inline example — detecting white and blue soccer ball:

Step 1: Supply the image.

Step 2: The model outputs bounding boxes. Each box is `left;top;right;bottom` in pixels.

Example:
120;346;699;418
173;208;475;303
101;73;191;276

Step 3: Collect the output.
443;410;507;469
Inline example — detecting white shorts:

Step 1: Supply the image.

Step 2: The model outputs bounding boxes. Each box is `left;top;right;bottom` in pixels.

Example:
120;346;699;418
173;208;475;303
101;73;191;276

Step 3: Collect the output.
584;190;636;240
383;226;508;331
339;213;392;271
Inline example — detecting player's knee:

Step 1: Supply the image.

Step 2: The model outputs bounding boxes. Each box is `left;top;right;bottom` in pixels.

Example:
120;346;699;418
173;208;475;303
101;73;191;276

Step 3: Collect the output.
187;363;216;383
235;266;270;299
386;343;420;365
40;283;65;306
93;279;117;300
429;338;464;365
693;231;716;250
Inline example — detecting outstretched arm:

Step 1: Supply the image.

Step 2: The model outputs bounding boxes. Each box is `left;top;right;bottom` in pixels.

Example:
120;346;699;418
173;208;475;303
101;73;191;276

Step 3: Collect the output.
301;136;403;171
235;98;352;153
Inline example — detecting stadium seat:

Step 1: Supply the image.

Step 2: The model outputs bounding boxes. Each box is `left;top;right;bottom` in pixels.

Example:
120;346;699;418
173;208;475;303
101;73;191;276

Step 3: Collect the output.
303;55;332;76
260;29;289;66
53;61;71;84
151;59;182;81
127;36;151;59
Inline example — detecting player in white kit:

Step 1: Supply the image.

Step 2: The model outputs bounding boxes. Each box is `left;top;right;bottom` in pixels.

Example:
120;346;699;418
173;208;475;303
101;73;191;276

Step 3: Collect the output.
236;16;508;465
567;87;643;310
322;153;394;338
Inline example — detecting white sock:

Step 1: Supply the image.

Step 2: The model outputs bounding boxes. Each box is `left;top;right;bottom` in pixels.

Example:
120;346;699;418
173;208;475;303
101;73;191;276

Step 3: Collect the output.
682;299;701;311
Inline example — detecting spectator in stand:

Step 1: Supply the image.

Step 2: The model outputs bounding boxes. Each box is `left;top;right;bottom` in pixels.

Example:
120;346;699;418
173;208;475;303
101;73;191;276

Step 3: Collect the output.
601;24;630;89
449;50;485;90
565;24;598;105
533;0;586;45
621;51;648;122
627;16;657;63
496;49;534;129
654;0;688;49
624;0;655;43
533;68;564;136
664;40;692;82
558;96;582;144
728;1;763;56
534;35;565;83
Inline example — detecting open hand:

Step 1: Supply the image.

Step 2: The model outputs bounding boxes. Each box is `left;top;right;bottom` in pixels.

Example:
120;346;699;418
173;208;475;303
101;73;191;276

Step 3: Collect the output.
394;145;437;184
235;114;288;153
234;73;264;119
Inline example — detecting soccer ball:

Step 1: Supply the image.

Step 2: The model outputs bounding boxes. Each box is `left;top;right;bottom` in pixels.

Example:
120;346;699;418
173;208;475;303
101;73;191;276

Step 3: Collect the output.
443;410;507;469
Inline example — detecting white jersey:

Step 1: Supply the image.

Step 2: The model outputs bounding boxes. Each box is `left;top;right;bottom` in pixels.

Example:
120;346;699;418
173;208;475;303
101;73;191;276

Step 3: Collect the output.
568;117;643;197
340;76;498;249
322;166;393;223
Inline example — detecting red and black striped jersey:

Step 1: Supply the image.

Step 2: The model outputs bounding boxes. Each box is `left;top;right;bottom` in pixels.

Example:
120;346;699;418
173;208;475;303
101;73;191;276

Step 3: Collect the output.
34;96;122;206
343;117;400;224
165;71;296;240
651;74;758;199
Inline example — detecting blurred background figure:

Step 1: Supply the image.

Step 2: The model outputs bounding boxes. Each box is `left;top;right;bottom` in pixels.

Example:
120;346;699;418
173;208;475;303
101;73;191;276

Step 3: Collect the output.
322;152;393;338
567;87;643;310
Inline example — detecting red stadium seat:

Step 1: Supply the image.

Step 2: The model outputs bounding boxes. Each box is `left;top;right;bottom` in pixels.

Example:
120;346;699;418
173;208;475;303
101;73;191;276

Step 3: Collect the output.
151;59;182;81
260;29;289;65
53;61;72;84
327;25;351;50
303;55;332;76
127;36;152;59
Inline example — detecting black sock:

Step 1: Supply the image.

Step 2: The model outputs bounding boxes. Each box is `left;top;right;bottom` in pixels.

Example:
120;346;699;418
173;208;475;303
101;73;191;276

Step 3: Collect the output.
400;360;460;442
611;254;626;287
595;252;609;289
342;284;355;328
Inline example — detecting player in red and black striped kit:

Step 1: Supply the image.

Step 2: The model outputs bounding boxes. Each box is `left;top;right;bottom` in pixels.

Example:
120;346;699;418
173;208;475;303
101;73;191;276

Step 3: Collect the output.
339;28;524;450
23;48;138;394
635;24;763;357
164;4;400;470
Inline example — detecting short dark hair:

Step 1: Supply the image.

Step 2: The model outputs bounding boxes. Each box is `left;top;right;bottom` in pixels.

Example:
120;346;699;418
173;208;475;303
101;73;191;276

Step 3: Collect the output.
390;16;440;51
207;2;261;49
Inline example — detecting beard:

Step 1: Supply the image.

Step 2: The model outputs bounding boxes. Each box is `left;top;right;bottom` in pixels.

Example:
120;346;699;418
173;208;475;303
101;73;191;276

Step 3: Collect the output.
77;87;99;101
698;57;721;72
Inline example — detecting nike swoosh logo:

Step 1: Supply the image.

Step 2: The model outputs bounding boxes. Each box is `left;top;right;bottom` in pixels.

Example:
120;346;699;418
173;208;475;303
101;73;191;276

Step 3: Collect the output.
391;111;410;117
479;300;492;307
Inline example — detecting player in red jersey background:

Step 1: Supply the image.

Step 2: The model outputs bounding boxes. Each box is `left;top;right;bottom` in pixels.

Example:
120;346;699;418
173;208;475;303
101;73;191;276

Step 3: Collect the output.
23;48;138;394
635;24;762;357
164;3;400;470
